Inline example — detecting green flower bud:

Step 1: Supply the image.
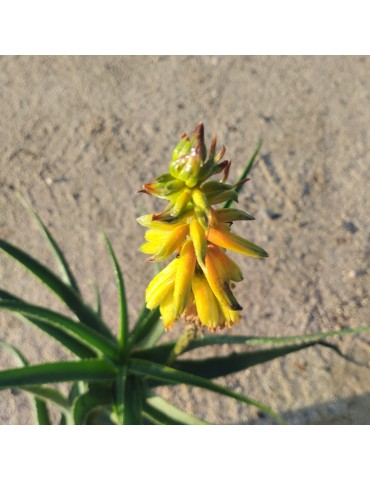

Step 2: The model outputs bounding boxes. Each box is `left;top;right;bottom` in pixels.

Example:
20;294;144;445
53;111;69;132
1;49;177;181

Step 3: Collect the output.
169;123;207;187
169;148;202;187
139;174;185;198
172;135;194;161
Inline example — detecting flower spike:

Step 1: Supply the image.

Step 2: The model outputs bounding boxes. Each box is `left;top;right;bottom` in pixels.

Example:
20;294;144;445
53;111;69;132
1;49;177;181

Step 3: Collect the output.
137;124;268;331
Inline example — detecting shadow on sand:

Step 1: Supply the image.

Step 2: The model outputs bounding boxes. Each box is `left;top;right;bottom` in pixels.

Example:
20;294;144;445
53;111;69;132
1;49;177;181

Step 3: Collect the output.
251;392;370;425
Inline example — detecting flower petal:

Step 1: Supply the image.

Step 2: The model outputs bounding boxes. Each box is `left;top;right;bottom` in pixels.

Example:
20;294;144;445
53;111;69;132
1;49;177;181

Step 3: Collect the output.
206;188;239;206
145;258;178;309
192;273;220;329
208;227;268;258
209;245;244;282
191;188;209;212
137;212;191;230
189;219;207;268
182;291;197;320
160;289;177;330
153;224;189;261
218;301;241;328
145;229;171;242
191;188;211;227
173;239;196;319
215;208;255;223
202;246;242;311
173;188;193;215
139;240;163;255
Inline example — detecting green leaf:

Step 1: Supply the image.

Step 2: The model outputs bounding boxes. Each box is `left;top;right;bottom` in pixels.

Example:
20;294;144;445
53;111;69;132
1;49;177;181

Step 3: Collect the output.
223;139;262;209
60;413;67;425
18;195;81;294
0;290;96;358
137;317;164;350
135;303;151;326
133;326;370;363
27;318;96;358
129;304;150;341
0;339;29;366
0;340;50;424
73;386;113;425
34;399;52;425
0;239;112;337
130;306;164;349
143;394;208;425
142;340;364;387
114;366;127;425
129;359;284;423
0;359;116;389
123;375;143;425
0;300;118;359
170;342;318;379
185;327;370;348
86;409;116;425
22;386;71;412
0;339;70;422
104;234;129;355
93;284;102;319
131;343;180;363
68;382;86;402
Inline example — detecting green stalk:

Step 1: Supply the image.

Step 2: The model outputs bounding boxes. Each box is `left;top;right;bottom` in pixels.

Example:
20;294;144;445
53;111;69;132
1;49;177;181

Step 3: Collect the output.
166;326;197;365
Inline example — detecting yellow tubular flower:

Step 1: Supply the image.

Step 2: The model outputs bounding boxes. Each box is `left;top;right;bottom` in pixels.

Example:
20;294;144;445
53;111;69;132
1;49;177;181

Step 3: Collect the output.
144;229;170;242
138;123;268;332
173;239;197;319
142;224;189;262
192;273;220;330
139;239;164;255
159;290;177;330
208;244;244;283
218;300;241;329
137;213;190;229
182;291;197;320
140;229;171;255
145;275;175;310
145;258;178;309
202;245;242;311
207;226;269;259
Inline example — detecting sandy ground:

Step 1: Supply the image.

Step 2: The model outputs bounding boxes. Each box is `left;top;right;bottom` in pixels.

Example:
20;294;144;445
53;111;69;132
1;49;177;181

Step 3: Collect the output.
0;56;370;424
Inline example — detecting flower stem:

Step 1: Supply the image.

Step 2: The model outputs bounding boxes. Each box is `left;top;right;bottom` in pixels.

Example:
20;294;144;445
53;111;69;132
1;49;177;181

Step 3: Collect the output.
166;326;197;366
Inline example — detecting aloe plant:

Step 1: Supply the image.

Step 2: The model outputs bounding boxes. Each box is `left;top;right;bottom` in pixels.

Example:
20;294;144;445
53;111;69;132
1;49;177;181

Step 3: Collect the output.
1;125;368;425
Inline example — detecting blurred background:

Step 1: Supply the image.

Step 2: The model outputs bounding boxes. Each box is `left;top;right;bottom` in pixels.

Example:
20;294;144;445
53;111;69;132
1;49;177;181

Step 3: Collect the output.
0;56;369;424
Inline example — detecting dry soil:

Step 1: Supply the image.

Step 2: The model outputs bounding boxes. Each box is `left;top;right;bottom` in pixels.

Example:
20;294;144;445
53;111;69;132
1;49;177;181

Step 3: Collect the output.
1;56;370;424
